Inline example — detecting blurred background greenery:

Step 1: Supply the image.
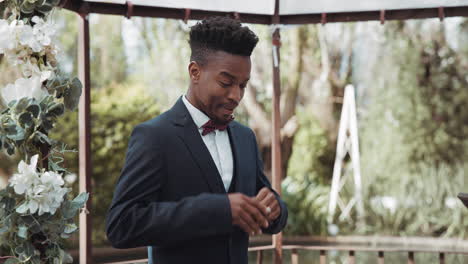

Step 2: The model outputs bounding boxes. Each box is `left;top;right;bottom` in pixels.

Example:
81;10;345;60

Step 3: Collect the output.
0;9;467;250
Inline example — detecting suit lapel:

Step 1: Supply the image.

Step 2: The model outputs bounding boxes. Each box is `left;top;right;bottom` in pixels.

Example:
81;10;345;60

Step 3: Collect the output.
171;97;226;194
227;122;245;193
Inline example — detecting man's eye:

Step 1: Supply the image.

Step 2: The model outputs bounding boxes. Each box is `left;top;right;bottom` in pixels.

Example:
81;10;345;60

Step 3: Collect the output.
220;82;231;87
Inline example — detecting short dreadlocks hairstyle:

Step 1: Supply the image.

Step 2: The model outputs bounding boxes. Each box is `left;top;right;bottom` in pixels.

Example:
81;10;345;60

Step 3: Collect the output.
189;16;259;65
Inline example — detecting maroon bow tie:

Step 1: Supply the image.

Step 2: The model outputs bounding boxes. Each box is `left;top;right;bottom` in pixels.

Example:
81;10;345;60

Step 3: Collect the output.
201;116;234;136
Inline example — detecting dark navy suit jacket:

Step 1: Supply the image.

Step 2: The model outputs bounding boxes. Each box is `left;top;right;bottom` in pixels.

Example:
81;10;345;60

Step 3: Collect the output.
105;97;288;264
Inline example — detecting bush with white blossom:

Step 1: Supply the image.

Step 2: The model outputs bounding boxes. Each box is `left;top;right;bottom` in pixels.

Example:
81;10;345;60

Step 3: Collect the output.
0;1;88;263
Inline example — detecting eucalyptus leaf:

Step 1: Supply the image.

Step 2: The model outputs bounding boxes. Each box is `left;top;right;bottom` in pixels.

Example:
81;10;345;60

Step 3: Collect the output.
40;118;54;132
6;144;15;155
37;3;53;13
29;223;41;233
16;203;29;214
14;245;24;255
15;98;29;112
18;112;33;127
36;0;47;6
6;126;24;141
72;192;89;208
63;223;77;234
47;0;61;6
22;241;35;257
5;124;18;135
64;78;82;110
30;256;41;264
62;250;73;264
34;131;52;145
4;258;20;264
3;197;15;211
21;2;35;14
60;201;76;219
47;103;65;117
26;104;41;118
17;225;28;239
0;225;9;234
7;100;17;108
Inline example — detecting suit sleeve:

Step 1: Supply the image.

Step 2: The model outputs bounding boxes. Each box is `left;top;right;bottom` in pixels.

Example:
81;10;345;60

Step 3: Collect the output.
251;131;288;234
105;124;232;249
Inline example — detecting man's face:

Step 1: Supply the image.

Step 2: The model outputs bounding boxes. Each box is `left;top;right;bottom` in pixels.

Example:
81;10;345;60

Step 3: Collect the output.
188;51;251;124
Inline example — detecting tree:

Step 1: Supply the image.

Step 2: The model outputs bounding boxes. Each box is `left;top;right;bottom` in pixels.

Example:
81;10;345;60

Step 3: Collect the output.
244;24;354;180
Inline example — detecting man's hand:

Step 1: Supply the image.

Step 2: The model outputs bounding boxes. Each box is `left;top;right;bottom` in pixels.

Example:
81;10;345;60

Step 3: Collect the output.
228;193;269;236
255;187;280;222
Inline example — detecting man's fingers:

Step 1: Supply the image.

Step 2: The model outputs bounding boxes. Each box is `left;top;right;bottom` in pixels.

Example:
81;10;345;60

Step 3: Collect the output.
248;196;269;217
268;206;281;221
262;192;276;207
239;210;261;235
243;198;269;229
236;217;254;235
256;187;269;202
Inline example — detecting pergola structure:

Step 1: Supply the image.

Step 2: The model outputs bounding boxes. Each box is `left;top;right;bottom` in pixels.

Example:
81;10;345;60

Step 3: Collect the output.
58;0;468;263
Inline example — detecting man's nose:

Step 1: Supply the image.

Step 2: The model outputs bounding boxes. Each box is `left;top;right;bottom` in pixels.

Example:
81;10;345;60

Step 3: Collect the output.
228;86;242;103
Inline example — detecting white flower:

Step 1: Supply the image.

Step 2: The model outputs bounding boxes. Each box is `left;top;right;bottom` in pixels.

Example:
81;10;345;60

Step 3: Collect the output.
9;155;40;195
0;20;17;53
64;173;77;185
1;75;48;103
9;155;70;216
31;16;56;47
18;22;43;53
21;59;54;82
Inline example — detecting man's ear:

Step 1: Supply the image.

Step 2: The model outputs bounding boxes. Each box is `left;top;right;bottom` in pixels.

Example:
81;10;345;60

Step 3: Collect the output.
188;61;201;83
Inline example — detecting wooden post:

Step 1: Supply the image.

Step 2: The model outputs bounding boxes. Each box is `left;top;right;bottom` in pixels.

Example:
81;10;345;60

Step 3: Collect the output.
408;251;415;264
271;1;282;263
439;252;445;264
348;250;355;264
320;250;327;264
256;251;263;264
378;251;384;264
78;3;92;263
291;249;299;264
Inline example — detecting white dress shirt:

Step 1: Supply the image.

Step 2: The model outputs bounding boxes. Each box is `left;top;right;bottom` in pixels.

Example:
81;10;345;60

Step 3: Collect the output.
182;95;234;191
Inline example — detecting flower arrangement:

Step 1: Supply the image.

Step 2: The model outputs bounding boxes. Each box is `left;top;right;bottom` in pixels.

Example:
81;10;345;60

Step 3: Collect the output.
0;1;88;263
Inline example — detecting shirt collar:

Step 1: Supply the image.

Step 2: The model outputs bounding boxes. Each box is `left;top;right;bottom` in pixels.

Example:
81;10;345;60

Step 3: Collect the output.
182;95;210;129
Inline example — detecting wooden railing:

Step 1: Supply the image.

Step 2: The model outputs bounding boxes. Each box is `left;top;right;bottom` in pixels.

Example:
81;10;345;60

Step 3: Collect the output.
248;236;468;264
67;236;468;263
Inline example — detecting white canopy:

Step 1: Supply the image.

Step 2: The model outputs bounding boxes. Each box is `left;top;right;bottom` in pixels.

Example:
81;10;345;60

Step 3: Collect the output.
85;0;468;15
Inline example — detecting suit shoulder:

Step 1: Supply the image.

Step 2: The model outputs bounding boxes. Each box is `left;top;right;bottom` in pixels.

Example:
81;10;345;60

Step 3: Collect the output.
232;121;256;138
135;110;172;130
129;110;173;143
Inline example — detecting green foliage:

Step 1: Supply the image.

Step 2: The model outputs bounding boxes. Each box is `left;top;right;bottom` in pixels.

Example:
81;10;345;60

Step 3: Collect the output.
355;20;468;238
361;164;467;237
0;2;86;262
0;185;87;263
284;21;468;238
282;107;334;235
49;82;161;246
0;96;60;158
47;76;82;111
377;22;468;168
2;0;60;19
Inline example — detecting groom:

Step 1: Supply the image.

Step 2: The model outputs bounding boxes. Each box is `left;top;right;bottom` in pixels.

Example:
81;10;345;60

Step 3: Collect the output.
105;16;288;264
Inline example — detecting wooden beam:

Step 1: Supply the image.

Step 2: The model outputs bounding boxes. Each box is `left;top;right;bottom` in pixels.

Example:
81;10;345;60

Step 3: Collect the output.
59;1;468;24
78;7;93;264
280;6;468;24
